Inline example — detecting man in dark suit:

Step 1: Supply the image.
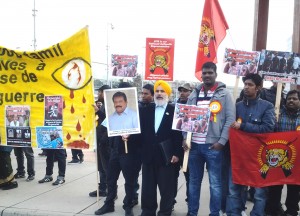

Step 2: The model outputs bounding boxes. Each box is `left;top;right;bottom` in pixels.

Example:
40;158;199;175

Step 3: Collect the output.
94;82;140;216
139;80;182;216
89;85;111;197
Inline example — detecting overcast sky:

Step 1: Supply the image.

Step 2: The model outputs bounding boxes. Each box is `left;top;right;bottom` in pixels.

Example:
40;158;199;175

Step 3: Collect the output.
0;0;294;86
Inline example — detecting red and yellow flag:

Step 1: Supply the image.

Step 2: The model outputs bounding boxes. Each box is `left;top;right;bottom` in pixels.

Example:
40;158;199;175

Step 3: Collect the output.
230;129;300;187
195;0;229;81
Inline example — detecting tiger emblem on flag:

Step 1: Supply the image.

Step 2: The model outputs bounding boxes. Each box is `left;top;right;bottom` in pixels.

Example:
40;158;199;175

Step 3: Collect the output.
258;139;297;179
199;20;215;57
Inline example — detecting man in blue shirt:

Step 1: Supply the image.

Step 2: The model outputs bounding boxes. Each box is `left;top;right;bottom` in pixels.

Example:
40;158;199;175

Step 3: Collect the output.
109;91;138;131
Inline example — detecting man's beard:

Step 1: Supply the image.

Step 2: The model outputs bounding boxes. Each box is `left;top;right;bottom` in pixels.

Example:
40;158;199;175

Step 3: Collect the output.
154;95;168;106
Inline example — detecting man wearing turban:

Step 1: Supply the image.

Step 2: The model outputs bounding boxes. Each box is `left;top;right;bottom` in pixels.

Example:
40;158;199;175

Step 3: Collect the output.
138;80;183;216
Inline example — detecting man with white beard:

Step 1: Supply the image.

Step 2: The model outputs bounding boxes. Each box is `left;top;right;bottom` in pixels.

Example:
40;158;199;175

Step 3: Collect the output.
138;80;183;216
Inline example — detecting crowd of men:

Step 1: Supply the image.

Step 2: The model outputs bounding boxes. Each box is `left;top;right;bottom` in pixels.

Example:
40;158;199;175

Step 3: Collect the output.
1;61;300;216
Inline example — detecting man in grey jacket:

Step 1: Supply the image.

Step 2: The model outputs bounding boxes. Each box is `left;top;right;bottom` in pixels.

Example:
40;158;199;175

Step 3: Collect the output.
183;62;235;216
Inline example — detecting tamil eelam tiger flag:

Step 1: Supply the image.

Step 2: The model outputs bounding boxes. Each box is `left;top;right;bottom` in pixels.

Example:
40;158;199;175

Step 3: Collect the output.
195;0;229;81
230;129;300;187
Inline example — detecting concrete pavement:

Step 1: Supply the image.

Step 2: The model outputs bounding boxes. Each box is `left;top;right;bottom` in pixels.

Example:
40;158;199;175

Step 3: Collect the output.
0;149;286;216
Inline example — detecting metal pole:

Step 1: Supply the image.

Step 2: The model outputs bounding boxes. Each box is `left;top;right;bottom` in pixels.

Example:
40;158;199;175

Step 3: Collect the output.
32;0;37;51
106;23;109;84
106;23;114;86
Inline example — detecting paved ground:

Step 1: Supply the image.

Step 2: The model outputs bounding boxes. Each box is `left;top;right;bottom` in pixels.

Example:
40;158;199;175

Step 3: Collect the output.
0;149;287;216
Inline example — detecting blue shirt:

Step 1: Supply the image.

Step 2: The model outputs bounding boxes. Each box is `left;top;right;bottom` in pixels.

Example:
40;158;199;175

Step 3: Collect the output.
109;107;138;130
155;104;167;132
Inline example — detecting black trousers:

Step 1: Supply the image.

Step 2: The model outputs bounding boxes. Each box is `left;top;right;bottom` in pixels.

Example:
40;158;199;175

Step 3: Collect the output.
266;184;300;216
97;141;109;191
45;149;66;178
0;151;13;183
14;147;35;175
105;153;140;210
141;163;176;216
134;150;142;200
71;149;84;160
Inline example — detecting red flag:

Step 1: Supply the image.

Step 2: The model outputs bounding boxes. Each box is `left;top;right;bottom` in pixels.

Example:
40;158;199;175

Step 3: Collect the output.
230;129;300;188
195;0;229;81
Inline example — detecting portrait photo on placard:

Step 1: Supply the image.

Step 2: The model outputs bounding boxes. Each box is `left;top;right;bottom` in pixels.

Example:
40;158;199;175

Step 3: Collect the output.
104;87;140;137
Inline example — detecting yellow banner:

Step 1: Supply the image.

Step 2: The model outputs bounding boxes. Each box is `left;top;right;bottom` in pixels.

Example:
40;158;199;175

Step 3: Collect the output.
0;27;95;149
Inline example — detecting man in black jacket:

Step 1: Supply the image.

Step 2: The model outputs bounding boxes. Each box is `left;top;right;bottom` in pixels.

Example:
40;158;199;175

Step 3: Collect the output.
95;82;140;216
89;85;111;197
139;84;154;108
139;80;182;216
174;83;192;207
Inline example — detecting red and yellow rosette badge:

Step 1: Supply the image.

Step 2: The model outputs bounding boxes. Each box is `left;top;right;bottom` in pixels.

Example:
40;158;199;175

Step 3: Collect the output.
209;101;222;122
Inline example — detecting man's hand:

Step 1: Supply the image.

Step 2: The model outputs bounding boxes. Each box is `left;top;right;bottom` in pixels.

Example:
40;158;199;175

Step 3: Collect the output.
209;142;223;150
122;134;130;142
182;139;190;151
231;121;241;130
92;104;99;112
170;156;179;163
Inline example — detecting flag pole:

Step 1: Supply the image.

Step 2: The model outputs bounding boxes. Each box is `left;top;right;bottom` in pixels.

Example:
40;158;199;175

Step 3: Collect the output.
233;75;240;101
274;82;282;120
182;132;192;172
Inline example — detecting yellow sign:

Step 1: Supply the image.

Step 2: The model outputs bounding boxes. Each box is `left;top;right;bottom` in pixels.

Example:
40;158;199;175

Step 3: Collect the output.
0;27;95;149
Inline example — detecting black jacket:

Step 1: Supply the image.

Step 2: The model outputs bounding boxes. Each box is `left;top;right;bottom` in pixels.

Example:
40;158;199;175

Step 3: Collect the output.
96;105;108;148
139;103;182;165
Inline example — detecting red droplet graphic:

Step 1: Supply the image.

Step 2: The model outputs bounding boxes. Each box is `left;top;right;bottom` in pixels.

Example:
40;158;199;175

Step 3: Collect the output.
82;95;86;103
63;100;66;109
76;120;81;131
66;132;71;140
71;104;75;114
70;90;74;99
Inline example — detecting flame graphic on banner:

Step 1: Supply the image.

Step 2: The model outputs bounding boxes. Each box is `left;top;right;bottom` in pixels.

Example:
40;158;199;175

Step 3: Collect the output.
66;132;71;140
70;90;74;99
76;120;81;132
71;104;75;114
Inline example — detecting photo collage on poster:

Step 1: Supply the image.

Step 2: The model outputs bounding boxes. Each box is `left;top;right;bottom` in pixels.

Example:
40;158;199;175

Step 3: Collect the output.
5;105;31;146
111;54;138;78
4;96;64;148
36;126;63;149
223;48;260;76
258;50;300;84
172;103;210;135
223;48;300;84
35;95;63;148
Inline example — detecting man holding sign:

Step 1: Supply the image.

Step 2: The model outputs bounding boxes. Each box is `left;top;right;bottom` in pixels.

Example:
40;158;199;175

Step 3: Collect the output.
182;62;235;216
95;82;140;216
